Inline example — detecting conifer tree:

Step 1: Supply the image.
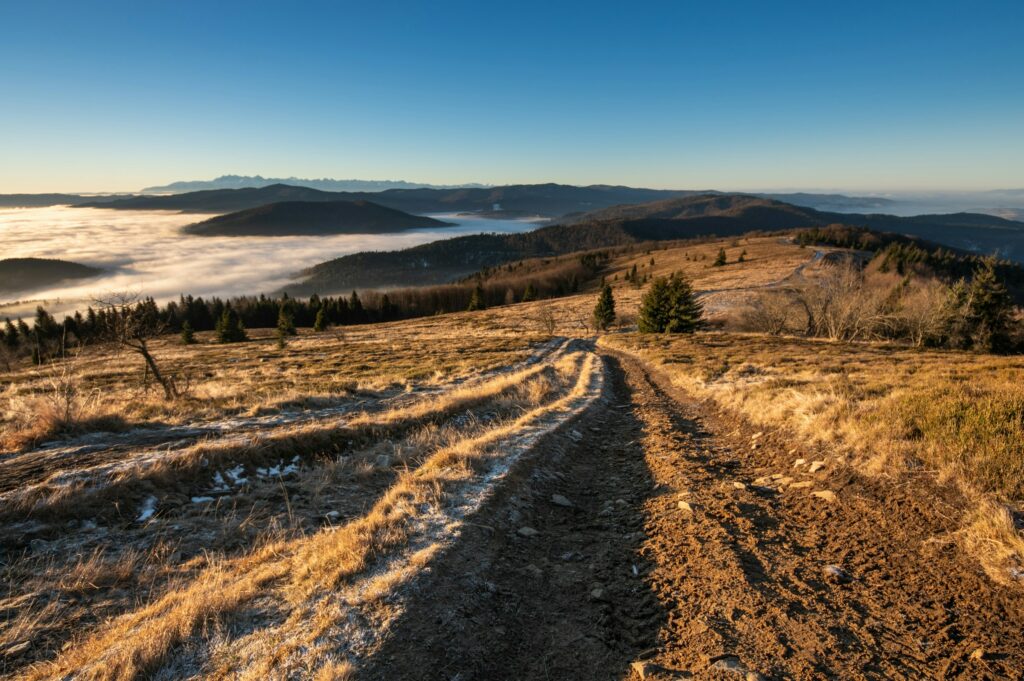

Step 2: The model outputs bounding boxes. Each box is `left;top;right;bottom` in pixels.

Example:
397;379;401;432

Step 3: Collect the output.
216;307;247;343
950;258;1016;352
277;305;297;337
638;274;703;333
713;248;727;267
593;283;616;331
520;283;537;302
467;283;487;311
180;320;196;345
314;305;328;332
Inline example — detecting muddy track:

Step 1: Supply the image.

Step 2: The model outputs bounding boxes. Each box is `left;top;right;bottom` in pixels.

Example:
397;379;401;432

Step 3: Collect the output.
358;351;1024;680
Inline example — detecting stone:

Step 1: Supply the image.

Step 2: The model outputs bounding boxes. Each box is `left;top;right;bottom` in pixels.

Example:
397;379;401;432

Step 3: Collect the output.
517;526;539;537
970;648;986;660
374;453;392;468
793;458;806;468
750;432;763;441
709;655;747;674
732;481;747;490
788;481;813;489
550;494;573;508
808;460;826;473
823;564;852;583
812;490;838;503
590;587;605;601
678;500;694;513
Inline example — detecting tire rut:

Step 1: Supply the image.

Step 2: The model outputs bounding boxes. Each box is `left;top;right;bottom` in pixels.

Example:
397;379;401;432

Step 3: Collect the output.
357;349;1024;681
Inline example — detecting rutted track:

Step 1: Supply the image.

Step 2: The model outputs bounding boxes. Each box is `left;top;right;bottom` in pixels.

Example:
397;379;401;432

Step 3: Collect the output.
9;340;605;680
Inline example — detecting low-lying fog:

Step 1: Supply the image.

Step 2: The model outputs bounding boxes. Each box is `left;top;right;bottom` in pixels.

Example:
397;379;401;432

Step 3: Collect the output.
0;206;544;319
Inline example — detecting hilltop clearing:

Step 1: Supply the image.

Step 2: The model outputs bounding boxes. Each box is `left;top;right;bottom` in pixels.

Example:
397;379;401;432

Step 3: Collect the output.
2;234;1022;678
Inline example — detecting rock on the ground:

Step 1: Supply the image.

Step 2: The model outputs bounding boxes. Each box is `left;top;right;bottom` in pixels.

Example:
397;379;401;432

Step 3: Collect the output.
812;490;838;503
550;494;573;507
516;526;539;537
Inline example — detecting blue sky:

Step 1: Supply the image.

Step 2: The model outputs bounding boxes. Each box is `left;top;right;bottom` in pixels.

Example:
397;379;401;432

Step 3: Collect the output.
1;0;1022;193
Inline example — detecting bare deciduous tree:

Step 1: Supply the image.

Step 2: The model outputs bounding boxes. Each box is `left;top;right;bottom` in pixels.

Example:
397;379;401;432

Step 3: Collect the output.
94;293;179;400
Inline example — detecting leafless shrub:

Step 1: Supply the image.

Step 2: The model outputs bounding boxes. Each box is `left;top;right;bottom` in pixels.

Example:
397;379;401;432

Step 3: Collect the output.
741;290;797;335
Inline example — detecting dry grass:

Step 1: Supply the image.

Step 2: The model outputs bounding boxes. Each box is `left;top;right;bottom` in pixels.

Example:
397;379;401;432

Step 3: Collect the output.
19;346;599;680
601;331;1024;581
1;322;541;451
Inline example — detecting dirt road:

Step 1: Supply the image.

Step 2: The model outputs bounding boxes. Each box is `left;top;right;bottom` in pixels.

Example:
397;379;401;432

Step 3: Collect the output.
358;351;1024;680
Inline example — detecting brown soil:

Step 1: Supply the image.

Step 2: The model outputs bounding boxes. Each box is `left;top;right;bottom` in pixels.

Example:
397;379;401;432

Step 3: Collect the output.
357;351;1024;680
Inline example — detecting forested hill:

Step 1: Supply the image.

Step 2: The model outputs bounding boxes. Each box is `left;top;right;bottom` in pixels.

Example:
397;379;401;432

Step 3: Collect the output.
182;201;452;236
286;194;1024;294
0;258;103;297
77;183;696;216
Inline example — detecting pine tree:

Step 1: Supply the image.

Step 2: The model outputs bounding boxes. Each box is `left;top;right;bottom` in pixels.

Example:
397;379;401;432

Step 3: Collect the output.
180;321;196;345
638;275;703;333
713;248;727;267
277;305;297;337
951;258;1016;352
349;291;365;323
520;283;537;302
593;283;616;331
467;283;486;311
314;305;328;332
216;307;247;343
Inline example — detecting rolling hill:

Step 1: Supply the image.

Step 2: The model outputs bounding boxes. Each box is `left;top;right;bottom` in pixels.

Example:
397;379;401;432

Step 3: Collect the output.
285;194;1024;294
0;258;104;297
77;183;697;216
182;200;453;237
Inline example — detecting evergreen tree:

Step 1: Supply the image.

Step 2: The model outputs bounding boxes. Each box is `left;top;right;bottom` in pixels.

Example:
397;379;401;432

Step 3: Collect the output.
3;319;18;351
349;291;365;323
216;307;247;343
592;283;616;331
313;305;328;332
951;258;1016;352
277;305;297;337
638;275;704;333
713;248;727;267
467;283;487;311
180;321;196;345
520;283;537;302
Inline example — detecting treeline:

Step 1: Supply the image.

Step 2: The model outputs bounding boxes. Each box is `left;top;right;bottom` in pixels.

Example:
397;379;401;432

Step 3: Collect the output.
0;251;609;368
795;225;1024;295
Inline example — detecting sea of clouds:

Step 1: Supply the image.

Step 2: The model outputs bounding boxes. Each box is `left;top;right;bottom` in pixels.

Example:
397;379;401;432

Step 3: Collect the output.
0;206;543;319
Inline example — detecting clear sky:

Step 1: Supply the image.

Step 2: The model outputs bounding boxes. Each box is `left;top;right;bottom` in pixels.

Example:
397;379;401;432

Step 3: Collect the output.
1;0;1022;193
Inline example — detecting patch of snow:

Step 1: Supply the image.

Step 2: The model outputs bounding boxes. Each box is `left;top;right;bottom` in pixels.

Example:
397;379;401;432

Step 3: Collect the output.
137;495;157;522
191;496;216;504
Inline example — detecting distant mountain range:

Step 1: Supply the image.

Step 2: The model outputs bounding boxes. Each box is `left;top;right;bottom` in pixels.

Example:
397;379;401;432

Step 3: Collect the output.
0;258;103;298
183;200;452;237
284;193;1024;294
141;175;489;194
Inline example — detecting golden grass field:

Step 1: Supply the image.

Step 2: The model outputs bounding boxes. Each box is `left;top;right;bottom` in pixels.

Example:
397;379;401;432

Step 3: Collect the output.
2;234;1023;678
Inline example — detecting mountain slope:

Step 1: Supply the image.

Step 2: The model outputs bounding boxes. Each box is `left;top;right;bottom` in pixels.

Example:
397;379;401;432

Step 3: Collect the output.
141;175;487;194
182;200;452;237
0;258;104;297
287;194;1024;294
78;183;698;217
